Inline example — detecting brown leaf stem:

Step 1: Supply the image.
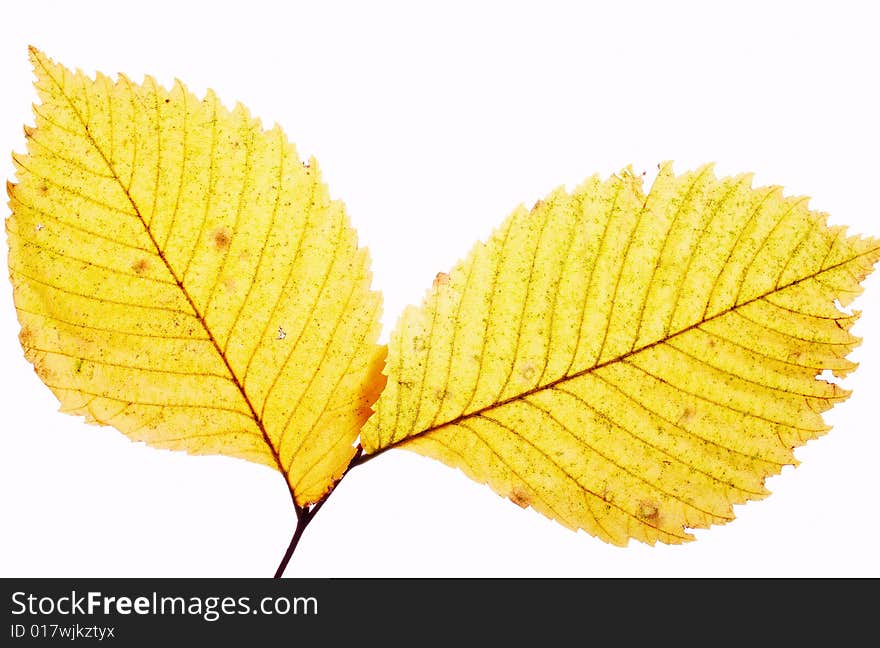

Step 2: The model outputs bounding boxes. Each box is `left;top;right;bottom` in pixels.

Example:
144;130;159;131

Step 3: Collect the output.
274;445;365;577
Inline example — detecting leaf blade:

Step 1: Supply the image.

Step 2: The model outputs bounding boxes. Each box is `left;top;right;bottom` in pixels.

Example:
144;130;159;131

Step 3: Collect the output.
8;49;385;506
362;164;880;544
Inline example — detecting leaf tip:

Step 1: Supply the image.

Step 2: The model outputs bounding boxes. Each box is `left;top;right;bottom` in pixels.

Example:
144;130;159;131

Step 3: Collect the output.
142;73;161;92
507;486;532;509
10;151;26;174
27;46;52;77
432;271;450;290
614;164;648;197
617;163;640;179
359;343;389;420
232;100;250;117
203;87;220;106
696;161;717;180
734;170;756;188
370;344;389;393
94;69;112;84
116;71;134;87
656;159;675;174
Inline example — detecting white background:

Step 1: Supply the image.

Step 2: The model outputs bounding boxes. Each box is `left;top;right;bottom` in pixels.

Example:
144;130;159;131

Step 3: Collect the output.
0;0;878;577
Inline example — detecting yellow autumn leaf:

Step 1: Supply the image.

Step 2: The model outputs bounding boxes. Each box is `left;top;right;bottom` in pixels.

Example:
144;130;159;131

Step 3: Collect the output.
7;48;385;507
362;164;880;546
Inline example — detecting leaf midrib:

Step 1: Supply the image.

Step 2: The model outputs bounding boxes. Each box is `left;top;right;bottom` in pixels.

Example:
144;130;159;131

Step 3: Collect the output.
379;245;879;454
36;56;293;498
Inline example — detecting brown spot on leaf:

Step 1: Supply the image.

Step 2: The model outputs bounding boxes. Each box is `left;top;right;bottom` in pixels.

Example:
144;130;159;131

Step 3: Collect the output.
131;258;150;274
19;326;33;348
32;355;55;383
509;487;531;509
213;228;231;250
637;500;660;524
432;272;449;289
676;405;696;427
38;183;49;195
